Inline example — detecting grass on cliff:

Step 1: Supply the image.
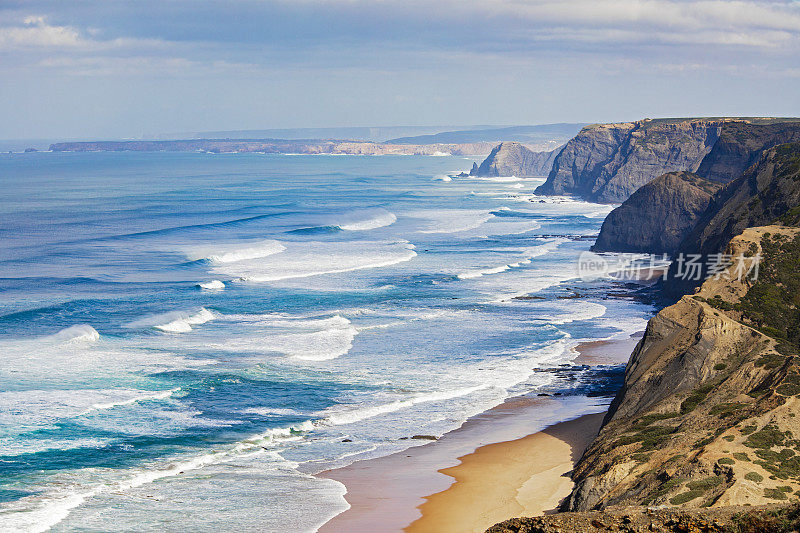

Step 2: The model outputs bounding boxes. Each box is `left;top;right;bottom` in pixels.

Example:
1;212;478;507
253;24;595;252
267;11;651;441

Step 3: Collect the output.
731;503;800;533
739;232;800;352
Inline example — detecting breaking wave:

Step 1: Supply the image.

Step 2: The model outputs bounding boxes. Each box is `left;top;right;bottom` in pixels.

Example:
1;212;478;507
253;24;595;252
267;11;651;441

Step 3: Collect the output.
127;308;215;333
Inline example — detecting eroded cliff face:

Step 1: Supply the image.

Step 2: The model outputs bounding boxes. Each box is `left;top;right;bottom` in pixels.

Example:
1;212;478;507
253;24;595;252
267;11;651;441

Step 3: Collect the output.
695;122;800;183
566;227;800;512
535;119;722;203
591;172;721;255
471;142;561;177
666;142;800;297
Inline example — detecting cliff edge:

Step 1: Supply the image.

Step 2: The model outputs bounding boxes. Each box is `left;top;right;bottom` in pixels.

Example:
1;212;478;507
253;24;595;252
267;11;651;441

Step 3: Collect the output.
591;172;721;255
471;142;561;178
490;225;800;532
534;119;722;203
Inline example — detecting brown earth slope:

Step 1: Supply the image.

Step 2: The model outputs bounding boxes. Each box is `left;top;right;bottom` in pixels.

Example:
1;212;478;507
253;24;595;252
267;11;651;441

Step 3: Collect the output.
490;225;800;532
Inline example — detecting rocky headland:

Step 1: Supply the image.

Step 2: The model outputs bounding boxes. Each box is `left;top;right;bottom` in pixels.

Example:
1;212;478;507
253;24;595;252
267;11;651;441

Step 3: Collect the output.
488;127;800;533
469;142;561;177
665;142;800;296
534;119;724;203
47;139;557;157
529;118;800;203
591;172;721;255
492;225;800;532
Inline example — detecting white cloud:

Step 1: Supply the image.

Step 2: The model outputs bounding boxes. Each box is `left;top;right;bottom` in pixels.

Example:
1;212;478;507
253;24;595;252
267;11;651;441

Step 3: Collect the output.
0;15;165;51
0;15;82;48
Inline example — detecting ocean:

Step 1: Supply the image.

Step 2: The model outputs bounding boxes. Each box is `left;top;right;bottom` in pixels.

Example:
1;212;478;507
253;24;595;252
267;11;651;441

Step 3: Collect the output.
0;152;653;532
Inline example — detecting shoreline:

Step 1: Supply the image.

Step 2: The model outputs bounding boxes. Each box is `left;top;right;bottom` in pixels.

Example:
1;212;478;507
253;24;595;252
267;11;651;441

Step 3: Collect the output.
405;412;604;533
318;333;641;532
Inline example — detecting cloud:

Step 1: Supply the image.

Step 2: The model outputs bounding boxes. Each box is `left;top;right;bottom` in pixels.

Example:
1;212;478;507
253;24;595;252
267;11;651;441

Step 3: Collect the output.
0;15;82;48
0;14;165;51
1;1;798;78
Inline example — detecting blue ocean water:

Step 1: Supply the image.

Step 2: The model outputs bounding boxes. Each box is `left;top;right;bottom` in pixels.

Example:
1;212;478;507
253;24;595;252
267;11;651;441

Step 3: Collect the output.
0;152;652;532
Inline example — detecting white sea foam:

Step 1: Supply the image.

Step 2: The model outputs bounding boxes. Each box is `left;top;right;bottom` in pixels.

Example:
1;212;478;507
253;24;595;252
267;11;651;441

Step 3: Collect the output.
323;385;489;426
214;241;417;282
471;175;521;182
127;308;215;333
533;302;608;325
0;419;316;532
198;280;225;290
81;388;181;415
408;209;494;234
186;240;286;264
433;174;452;182
337;209;397;231
191;313;359;361
49;325;100;343
456;238;567;280
457;264;512;279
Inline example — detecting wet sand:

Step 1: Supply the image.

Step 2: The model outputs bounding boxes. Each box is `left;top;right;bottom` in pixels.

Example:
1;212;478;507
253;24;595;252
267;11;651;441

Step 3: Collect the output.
318;334;638;532
405;413;603;533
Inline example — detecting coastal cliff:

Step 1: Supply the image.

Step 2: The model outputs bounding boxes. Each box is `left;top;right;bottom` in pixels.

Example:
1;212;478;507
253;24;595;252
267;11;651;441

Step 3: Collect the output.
666;142;800;296
696;122;800;183
534;119;722;203
48;139;500;156
487;143;800;533
490;225;800;532
533;118;800;204
569;225;800;511
591;172;721;255
470;142;561;177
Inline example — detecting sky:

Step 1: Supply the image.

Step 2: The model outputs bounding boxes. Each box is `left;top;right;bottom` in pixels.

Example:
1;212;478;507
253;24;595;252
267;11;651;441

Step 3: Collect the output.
1;0;799;140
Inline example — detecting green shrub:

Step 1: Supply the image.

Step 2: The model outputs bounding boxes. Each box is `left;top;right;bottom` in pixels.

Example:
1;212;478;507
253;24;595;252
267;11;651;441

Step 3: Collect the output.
765;488;789;500
710;402;748;418
670;490;705;504
687;476;725;491
744;425;788;449
745;472;764;482
718;457;735;465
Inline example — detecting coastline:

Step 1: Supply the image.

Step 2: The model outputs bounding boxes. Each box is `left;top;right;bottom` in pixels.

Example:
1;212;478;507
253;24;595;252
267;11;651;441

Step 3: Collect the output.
317;333;641;533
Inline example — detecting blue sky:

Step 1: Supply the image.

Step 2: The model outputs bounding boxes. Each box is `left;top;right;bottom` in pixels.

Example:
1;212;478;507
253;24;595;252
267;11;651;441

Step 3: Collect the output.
1;0;799;139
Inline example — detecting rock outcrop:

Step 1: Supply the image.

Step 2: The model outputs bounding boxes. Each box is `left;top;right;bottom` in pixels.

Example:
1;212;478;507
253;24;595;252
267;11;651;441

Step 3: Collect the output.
471;142;561;177
696;121;800;183
534;118;800;204
535;119;723;203
567;226;800;512
666;142;800;296
591;172;721;255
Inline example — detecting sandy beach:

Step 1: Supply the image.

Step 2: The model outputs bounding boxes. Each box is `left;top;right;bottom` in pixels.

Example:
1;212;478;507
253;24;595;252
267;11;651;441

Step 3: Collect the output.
318;333;642;533
405;413;604;533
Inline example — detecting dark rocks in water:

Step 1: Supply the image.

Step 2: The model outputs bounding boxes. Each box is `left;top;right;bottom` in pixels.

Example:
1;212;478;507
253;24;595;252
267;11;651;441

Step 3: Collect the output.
591;171;721;255
23;148;38;152
471;142;561;178
342;438;352;442
557;290;583;299
410;435;438;441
